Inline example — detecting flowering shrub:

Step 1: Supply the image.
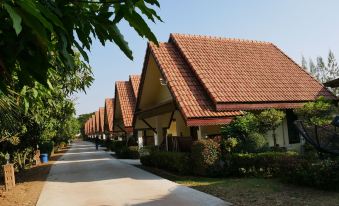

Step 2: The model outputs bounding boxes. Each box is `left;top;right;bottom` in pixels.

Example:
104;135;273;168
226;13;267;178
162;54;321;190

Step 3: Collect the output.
191;139;221;176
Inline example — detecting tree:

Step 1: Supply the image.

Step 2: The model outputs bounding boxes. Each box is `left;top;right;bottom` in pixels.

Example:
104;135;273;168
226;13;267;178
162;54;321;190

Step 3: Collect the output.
257;109;285;147
302;50;339;95
78;112;95;138
294;97;334;126
0;50;93;168
0;0;162;92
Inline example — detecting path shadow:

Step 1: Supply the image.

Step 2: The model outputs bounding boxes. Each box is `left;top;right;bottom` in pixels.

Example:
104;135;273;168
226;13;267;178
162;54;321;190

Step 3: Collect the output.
122;186;230;206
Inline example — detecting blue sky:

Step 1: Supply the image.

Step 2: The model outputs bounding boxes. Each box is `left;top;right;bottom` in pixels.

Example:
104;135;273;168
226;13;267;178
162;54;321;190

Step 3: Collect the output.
74;0;339;115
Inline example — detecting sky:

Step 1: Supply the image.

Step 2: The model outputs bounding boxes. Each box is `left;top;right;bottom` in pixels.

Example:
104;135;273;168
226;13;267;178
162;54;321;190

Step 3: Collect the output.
74;0;339;116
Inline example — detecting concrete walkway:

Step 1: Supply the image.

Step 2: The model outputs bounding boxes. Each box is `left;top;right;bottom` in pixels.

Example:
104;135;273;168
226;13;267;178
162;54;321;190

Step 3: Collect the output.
37;141;230;206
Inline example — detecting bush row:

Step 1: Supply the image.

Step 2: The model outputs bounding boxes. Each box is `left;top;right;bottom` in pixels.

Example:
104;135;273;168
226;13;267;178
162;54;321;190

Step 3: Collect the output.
139;138;339;190
224;151;298;177
103;140;140;159
116;146;140;159
280;158;339;190
140;151;191;175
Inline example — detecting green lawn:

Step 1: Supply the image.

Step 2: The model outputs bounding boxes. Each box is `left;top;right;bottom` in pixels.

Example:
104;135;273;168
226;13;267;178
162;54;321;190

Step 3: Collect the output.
139;166;339;206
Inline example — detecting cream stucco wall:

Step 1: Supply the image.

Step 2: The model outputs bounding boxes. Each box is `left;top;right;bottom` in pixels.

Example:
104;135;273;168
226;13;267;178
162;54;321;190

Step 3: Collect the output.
265;117;301;151
139;55;172;109
198;125;221;138
174;111;190;136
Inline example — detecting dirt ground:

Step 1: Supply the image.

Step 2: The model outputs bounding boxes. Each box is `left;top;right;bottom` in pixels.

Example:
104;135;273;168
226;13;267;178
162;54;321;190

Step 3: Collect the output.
0;148;68;206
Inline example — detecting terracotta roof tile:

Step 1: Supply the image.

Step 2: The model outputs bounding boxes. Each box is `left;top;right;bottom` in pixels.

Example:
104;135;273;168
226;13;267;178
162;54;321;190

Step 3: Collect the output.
129;75;141;98
105;98;114;133
95;111;100;132
99;107;105;133
115;79;138;128
88;119;91;134
169;33;335;110
149;43;241;123
88;118;91;134
91;115;95;134
84;121;87;134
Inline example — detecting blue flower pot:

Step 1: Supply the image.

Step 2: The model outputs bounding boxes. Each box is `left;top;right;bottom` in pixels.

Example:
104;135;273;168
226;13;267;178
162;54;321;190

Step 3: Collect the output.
40;153;48;163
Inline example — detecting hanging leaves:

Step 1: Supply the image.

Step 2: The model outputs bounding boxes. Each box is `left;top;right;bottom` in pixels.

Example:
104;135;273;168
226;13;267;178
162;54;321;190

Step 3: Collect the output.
0;0;162;92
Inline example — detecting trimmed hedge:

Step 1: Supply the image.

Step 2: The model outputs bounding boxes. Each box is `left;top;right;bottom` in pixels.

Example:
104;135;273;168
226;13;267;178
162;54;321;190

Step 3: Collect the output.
106;140;127;152
116;146;140;159
280;158;339;190
140;151;191;175
224;151;298;177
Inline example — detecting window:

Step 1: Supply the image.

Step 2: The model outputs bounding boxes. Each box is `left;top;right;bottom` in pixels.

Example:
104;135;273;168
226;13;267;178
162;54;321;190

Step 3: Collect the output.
286;109;300;144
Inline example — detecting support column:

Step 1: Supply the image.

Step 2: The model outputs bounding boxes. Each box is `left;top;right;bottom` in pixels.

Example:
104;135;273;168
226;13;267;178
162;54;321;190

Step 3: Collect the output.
197;126;203;140
155;116;164;146
138;130;143;148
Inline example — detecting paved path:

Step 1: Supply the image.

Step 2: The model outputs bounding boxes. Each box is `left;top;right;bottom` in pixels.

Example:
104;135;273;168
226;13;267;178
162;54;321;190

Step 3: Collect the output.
37;141;230;206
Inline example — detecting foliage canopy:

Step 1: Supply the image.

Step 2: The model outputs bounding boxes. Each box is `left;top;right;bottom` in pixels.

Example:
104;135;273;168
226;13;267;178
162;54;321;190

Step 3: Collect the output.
0;0;161;92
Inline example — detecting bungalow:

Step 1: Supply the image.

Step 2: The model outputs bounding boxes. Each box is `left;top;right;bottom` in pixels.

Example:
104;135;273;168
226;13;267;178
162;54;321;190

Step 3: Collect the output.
113;75;140;140
87;119;91;138
87;118;92;138
84;120;88;136
99;107;105;139
133;33;335;151
95;110;101;138
91;114;95;138
104;98;115;139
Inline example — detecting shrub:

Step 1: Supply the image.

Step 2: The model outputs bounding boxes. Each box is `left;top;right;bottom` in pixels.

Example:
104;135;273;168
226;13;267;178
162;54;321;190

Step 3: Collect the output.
224;151;298;177
222;137;238;153
140;151;191;175
222;109;286;153
0;152;7;165
108;140;127;152
236;132;268;153
13;147;34;171
191;139;221;176
280;158;339;190
221;113;259;140
116;146;140;159
139;146;158;157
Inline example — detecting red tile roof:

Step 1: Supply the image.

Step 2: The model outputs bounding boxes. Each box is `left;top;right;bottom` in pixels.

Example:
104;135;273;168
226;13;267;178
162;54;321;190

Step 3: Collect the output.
169;33;335;111
130;75;141;98
148;42;241;125
85;121;87;135
87;120;90;134
115;75;140;129
99;107;105;133
135;33;335;126
91;115;95;134
105;98;114;133
95;111;100;132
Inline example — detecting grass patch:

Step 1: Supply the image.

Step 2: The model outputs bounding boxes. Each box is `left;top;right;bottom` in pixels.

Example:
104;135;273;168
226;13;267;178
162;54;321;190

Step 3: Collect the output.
138;165;339;206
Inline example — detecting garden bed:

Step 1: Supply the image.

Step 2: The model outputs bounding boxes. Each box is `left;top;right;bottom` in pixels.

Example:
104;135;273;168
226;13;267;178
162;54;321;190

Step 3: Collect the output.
0;147;69;206
138;165;339;206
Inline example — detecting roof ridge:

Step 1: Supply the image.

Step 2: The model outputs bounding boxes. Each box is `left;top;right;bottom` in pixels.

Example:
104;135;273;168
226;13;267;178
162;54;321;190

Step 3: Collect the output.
170;33;272;45
169;34;220;107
